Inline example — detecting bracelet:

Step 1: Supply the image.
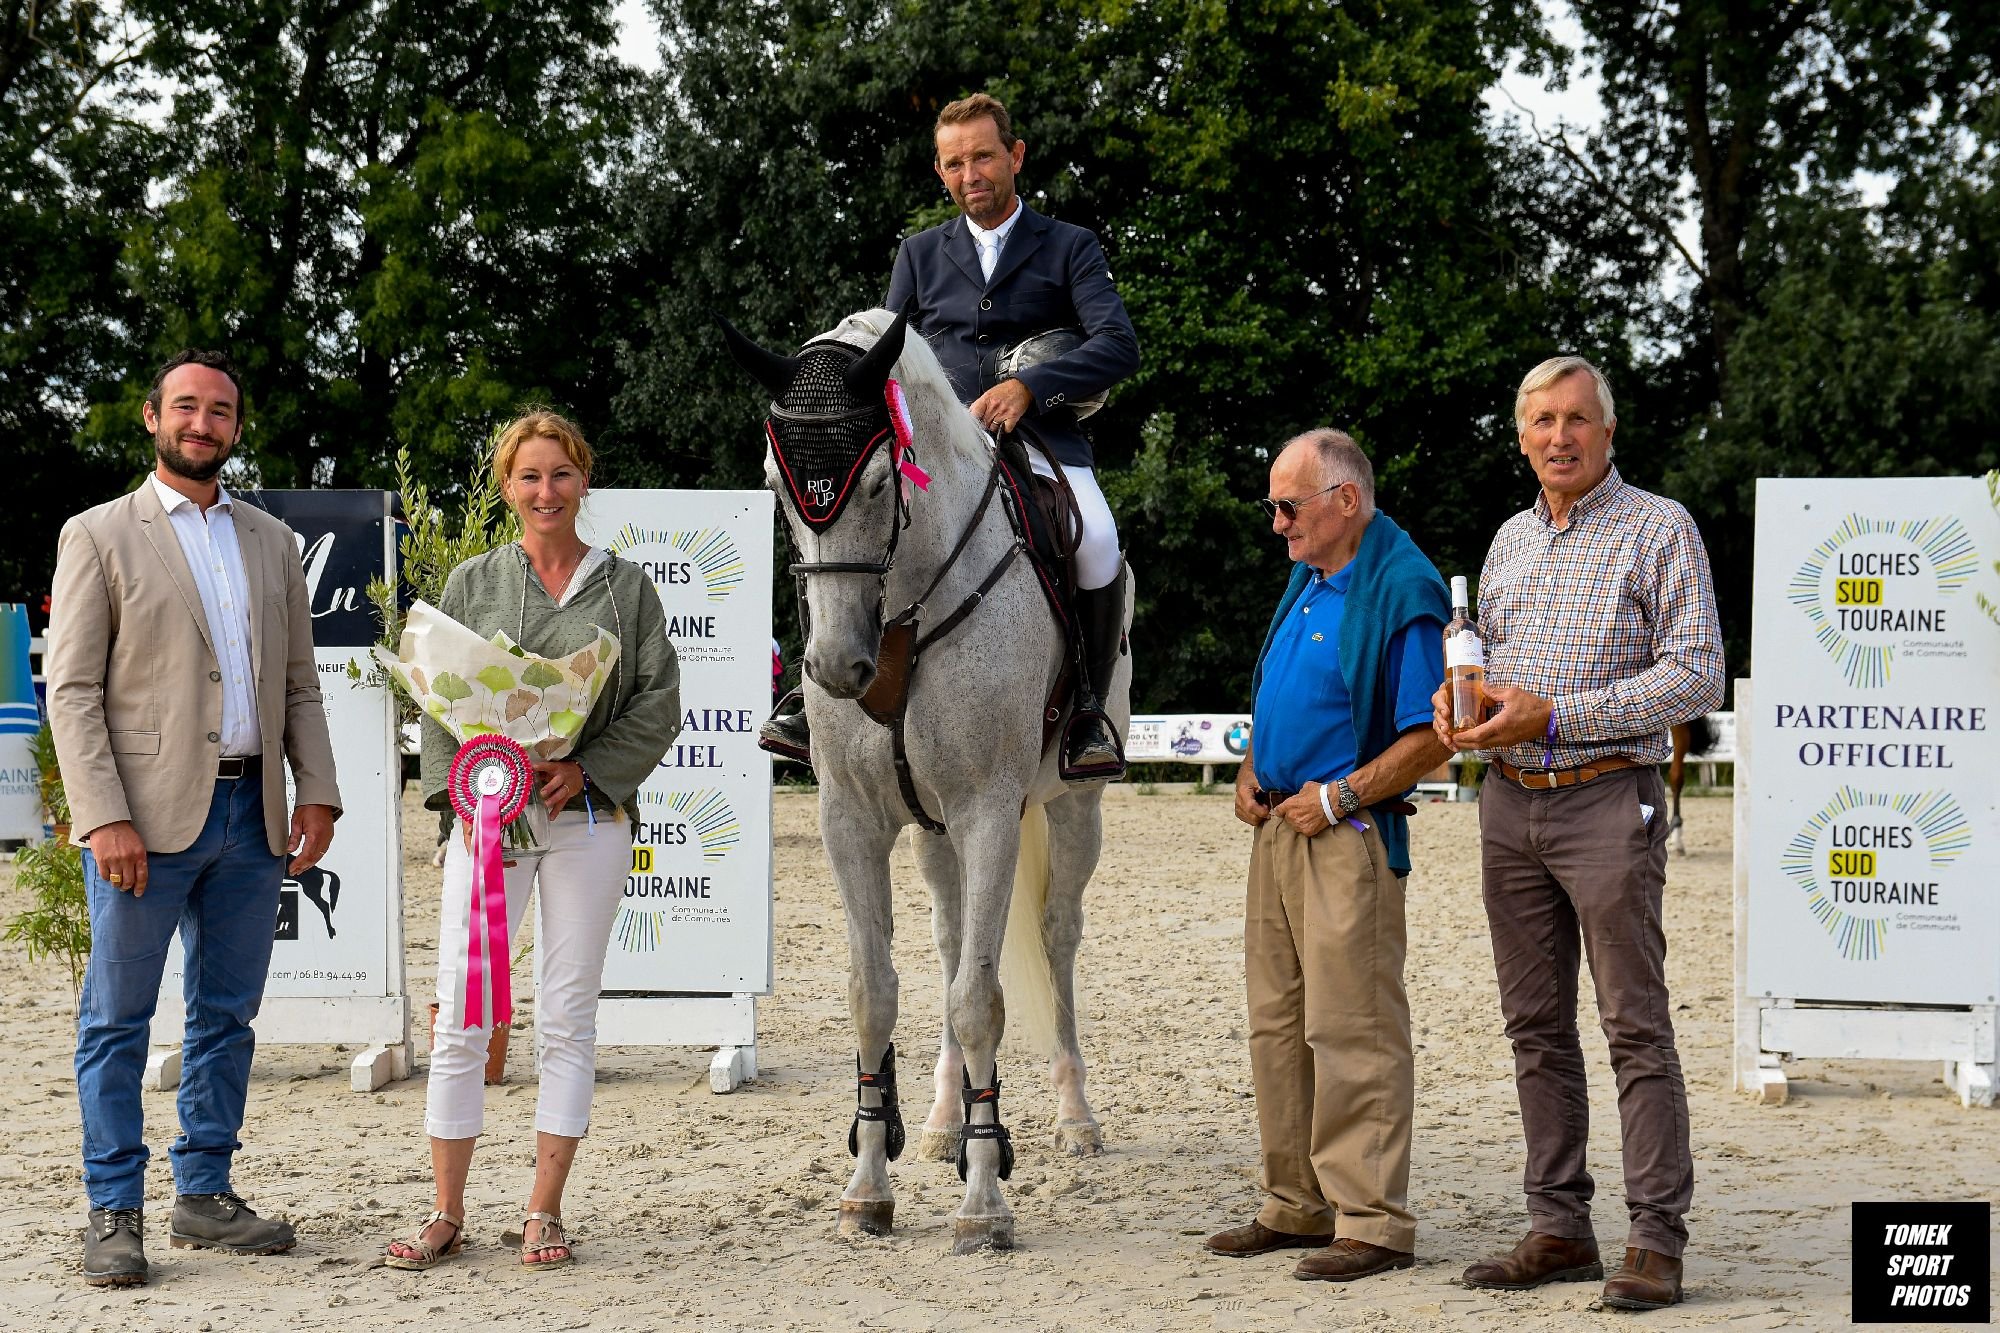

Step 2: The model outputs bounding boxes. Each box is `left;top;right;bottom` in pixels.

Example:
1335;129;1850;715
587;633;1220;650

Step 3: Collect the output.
1318;783;1336;824
1544;710;1558;768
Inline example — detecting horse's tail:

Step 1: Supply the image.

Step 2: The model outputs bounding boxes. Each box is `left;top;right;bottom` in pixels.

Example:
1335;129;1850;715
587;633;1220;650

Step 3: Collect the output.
1000;801;1062;1060
1684;712;1716;758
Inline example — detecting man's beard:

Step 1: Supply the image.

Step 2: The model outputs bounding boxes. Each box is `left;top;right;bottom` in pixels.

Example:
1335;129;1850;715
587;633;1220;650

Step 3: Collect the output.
156;428;230;482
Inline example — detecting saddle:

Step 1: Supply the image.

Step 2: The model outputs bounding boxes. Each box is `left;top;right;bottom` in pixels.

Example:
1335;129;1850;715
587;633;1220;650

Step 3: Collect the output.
990;424;1095;756
991;425;1079;620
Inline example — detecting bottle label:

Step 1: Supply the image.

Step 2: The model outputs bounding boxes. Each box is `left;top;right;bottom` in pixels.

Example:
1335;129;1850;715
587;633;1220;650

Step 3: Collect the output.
1445;630;1485;669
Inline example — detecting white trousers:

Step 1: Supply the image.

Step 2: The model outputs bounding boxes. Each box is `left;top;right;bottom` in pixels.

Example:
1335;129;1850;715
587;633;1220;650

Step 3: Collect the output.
427;808;633;1139
1025;451;1122;590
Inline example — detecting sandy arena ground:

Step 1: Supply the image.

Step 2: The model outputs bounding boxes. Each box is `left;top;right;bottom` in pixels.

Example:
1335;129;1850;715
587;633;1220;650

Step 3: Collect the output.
1;787;1993;1331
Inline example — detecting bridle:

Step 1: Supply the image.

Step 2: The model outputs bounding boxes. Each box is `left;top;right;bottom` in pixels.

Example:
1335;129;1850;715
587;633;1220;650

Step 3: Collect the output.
768;339;911;614
769;339;1012;662
774;418;1014;668
764;339;1023;833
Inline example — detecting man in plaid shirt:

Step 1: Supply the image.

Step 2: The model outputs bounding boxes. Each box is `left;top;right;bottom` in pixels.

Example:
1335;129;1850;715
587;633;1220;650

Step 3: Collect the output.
1434;355;1723;1312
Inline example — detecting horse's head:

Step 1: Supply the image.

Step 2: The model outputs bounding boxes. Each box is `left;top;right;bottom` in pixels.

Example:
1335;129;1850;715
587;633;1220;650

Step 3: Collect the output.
722;308;911;698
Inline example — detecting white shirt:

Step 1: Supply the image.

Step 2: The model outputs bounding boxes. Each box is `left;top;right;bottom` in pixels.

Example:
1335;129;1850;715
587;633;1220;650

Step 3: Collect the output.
553;546;607;608
150;474;262;757
965;201;1023;282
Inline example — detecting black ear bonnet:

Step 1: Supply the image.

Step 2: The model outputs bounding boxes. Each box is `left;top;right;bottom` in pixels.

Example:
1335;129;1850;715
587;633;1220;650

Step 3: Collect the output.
765;340;891;531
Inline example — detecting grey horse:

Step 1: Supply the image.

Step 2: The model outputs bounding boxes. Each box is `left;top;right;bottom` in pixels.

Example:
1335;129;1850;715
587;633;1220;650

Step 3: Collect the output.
725;306;1130;1253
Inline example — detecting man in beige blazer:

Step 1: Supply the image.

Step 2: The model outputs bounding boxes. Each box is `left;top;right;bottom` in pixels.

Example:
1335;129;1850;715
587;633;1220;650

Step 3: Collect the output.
47;349;341;1288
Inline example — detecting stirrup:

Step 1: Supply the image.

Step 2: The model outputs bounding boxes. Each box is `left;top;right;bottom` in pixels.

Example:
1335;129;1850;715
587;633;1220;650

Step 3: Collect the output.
1059;707;1126;782
758;691;812;764
956;1067;1015;1181
848;1043;906;1161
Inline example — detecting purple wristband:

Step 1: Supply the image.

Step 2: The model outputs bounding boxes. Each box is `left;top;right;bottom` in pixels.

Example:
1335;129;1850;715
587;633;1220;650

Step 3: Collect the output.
1544;710;1558;768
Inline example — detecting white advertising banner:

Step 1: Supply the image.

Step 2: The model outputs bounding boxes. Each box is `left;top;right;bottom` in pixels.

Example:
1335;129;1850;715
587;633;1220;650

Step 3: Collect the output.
578;491;774;995
158;491;403;1003
1127;714;1253;766
1747;478;2000;1006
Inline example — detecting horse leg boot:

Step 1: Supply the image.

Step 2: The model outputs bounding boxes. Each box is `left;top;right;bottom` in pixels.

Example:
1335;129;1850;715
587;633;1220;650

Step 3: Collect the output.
913;829;967;1161
1060;566;1129;782
824;808;902;1237
757;687;811;764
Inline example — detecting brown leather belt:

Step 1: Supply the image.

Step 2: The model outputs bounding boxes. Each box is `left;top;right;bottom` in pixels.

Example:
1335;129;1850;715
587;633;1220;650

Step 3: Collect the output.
1494;756;1644;791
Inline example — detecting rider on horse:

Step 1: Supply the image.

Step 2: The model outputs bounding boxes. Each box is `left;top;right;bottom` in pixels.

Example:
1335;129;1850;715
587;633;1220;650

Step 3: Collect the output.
760;91;1141;780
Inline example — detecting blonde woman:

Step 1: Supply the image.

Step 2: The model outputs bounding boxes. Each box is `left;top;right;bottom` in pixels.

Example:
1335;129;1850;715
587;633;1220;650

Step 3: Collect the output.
386;410;680;1271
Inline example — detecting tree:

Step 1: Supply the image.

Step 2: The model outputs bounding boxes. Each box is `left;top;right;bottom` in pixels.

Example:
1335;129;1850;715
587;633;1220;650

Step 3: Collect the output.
2;2;159;609
619;0;1642;708
1514;2;2000;673
83;0;642;497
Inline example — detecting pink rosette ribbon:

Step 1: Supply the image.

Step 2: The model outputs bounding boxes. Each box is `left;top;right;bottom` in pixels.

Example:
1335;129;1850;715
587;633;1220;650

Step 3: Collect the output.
885;378;930;493
447;735;534;1029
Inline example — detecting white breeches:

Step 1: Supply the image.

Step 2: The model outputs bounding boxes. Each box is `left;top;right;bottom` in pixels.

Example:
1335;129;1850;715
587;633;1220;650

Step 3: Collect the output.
1026;452;1122;590
427;807;633;1140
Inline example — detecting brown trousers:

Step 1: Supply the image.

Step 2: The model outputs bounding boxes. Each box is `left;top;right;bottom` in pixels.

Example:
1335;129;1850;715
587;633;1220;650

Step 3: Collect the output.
1245;815;1415;1251
1478;765;1692;1257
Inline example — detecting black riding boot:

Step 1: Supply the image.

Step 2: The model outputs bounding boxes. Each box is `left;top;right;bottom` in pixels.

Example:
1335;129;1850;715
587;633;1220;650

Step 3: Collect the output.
1060;568;1129;781
758;688;811;764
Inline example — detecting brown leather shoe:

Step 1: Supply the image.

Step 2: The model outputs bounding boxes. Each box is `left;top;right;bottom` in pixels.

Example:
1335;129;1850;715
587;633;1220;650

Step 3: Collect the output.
1602;1247;1683;1310
1202;1220;1331;1257
1461;1231;1604;1289
1293;1238;1416;1282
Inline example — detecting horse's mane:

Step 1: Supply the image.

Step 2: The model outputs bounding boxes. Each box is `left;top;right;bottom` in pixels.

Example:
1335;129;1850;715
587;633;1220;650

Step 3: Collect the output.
824;308;985;461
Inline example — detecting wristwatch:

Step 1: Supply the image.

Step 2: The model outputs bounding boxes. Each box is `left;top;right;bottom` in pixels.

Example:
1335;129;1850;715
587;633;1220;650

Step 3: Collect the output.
1333;777;1361;817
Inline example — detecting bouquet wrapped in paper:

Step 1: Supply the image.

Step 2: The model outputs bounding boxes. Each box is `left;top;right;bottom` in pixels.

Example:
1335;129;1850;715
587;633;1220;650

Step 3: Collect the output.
374;599;621;1029
373;598;621;850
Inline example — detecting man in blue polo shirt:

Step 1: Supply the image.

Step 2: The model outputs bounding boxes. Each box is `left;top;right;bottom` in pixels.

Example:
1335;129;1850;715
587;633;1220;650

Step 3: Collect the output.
1203;428;1451;1284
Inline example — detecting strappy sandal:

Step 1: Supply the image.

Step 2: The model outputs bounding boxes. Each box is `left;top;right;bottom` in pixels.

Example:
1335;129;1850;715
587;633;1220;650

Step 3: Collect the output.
520;1210;572;1270
383;1210;464;1270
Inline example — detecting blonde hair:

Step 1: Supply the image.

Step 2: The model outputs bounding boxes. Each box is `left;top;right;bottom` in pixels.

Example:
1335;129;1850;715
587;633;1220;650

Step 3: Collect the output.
1514;356;1617;432
493;408;593;489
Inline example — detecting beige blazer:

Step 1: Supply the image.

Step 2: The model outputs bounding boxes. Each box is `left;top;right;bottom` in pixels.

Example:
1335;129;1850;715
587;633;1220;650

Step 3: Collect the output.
47;481;342;855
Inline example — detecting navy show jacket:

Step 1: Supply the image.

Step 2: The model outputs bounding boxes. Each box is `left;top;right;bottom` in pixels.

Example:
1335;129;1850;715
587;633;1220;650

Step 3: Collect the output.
885;203;1140;467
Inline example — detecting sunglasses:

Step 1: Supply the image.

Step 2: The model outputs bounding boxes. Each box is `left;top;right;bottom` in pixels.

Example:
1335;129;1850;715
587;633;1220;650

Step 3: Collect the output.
1257;481;1347;521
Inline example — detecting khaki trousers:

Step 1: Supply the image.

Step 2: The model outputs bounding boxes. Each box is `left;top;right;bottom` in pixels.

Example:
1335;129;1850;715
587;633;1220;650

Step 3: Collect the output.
1246;814;1415;1251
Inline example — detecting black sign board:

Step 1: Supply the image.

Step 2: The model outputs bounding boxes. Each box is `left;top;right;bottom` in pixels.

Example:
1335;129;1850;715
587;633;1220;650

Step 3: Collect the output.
1852;1201;1990;1323
239;490;393;649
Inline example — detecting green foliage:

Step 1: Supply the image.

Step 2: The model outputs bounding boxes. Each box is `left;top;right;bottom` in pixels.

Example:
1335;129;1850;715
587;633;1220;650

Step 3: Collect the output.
82;0;642;495
6;837;90;1007
355;430;519;721
1981;471;2000;630
2;2;158;606
27;722;68;827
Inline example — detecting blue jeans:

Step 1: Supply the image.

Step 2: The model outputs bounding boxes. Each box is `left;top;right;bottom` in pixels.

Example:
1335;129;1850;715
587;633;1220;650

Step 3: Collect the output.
75;776;284;1209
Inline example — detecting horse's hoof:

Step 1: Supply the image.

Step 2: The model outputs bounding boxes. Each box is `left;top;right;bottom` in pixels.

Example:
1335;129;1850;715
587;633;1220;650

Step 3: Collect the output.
838;1199;895;1237
1053;1119;1102;1156
951;1216;1015;1254
914;1127;961;1161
